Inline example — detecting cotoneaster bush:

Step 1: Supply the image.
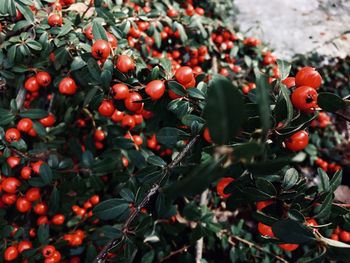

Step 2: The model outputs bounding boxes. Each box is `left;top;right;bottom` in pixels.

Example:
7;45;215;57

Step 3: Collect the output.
0;0;349;262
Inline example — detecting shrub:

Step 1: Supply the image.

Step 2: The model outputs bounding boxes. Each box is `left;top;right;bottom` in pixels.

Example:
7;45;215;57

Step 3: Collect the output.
0;0;349;262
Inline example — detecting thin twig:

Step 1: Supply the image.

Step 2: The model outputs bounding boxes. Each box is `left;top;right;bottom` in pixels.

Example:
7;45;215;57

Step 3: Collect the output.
158;245;190;263
195;189;209;263
93;135;200;263
228;236;289;263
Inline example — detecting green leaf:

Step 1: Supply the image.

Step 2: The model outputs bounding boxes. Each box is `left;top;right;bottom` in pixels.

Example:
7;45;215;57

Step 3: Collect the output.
174;22;187;43
282;168;299;190
187;88;205;100
141;250;155;263
330;170;342;192
49;187;60;214
255;178;276;196
272;219;315;244
57;23;72;37
0;108;15;125
26;40;42;51
92;21;108;41
203;75;246;145
147;155;166;167
317;168;330;192
38;224;50;245
317;92;346;112
254;69;271;134
87;58;101;81
167;81;187;96
71;56;87;71
39;163;53;185
93;198;129;220
277;59;291;80
279;84;294;126
16;4;34;24
315;193;333;219
156;127;189;147
19;109;48;119
233;142;264;160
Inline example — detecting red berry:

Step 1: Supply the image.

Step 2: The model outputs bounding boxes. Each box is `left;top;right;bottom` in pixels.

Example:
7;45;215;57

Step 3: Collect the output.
121;115;135;130
112;83;129;100
51;214;65;225
7;156;21;168
21;166;32;180
216;177;234;199
258;222;274;237
34;202;48;215
278;244;299;251
24;76;40;92
285;130;309;151
111;110;124;122
282;77;295;88
116;55;135;73
98;100;115;117
4;246;18;261
91;39;111;59
48;13;62;27
90;195;100;205
59;77;77;95
1;178;21;194
175;66;193;85
94;130;105;141
17;118;33;133
295;67;322;89
39;114;56;127
256;200;274;211
36;72;52;87
31;160;44;174
203;128;212;143
340;231;350;242
42;245;56;258
5;128;21;142
17;240;32;253
16;197;32;213
25;188;41;202
124;92;143;112
106;32;118;48
291;86;318;113
145;80;165;100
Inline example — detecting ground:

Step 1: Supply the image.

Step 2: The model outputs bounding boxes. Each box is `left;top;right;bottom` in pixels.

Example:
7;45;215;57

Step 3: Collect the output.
234;0;350;59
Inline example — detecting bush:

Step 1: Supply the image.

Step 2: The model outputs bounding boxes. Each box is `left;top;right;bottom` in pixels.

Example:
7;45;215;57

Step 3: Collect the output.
0;0;349;262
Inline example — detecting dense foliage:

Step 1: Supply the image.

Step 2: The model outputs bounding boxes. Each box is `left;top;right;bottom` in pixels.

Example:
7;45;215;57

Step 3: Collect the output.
0;0;349;262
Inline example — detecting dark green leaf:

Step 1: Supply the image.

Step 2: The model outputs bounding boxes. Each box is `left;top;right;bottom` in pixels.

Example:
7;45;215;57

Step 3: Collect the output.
317;92;346;112
272;219;315;244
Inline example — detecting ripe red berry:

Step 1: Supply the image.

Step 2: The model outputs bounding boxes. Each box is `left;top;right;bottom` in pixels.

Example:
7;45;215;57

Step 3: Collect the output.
40;114;56;127
34;202;48;215
340;231;350;242
175;66;193;85
124;92;143;112
282;77;295;88
7;156;21;168
59;77;77;95
51;214;65;225
31;160;44;174
5;128;21;142
121;115;135;130
1;178;21;194
291;86;318;113
17;240;32;253
16;197;32;213
90;195;100;205
42;245;56;258
167;8;178;17
295;67;322;89
91;39;111;59
25;187;41;202
258;222;274;237
48;13;62;27
256;200;274;211
107;32;118;48
36;71;52;87
203;128;212;143
216;177;234;199
4;246;19;261
24;76;40;92
94;130;106;141
98;100;115;117
111;110;124;122
145;80;165;100
285;130;309;151
21;166;32;180
17;118;33;133
84;26;94;40
112;83;130;100
278;244;299;251
116;55;135;73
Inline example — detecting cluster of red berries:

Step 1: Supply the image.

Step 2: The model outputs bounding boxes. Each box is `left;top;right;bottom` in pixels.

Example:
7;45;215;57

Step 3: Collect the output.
71;194;100;219
314;157;341;173
310;112;331;128
330;227;350;242
63;229;86;247
3;240;33;262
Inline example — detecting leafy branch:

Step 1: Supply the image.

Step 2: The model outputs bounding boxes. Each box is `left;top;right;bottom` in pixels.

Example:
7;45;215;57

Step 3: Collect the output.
93;135;200;263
